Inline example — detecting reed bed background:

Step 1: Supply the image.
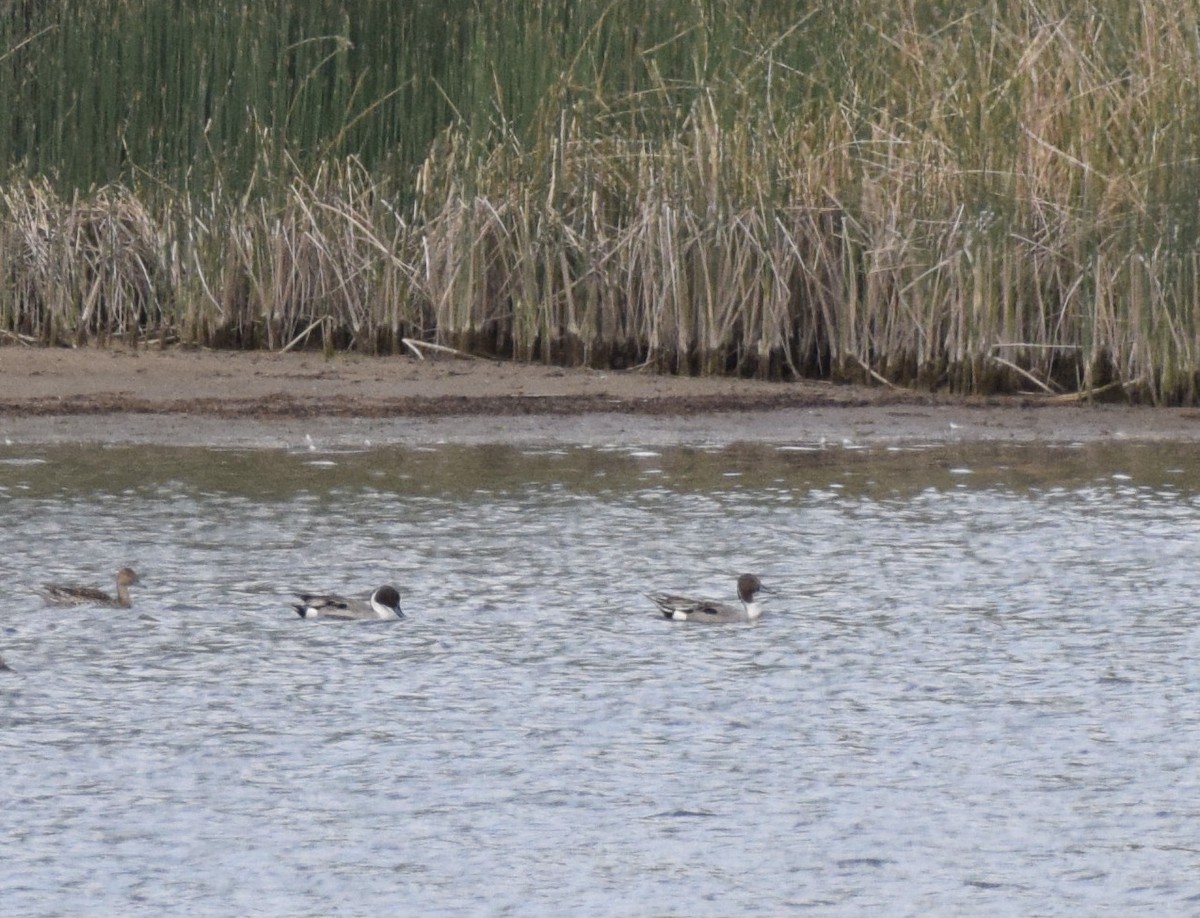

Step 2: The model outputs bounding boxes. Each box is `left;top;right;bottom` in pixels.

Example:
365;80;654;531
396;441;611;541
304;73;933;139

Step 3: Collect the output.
2;0;1200;400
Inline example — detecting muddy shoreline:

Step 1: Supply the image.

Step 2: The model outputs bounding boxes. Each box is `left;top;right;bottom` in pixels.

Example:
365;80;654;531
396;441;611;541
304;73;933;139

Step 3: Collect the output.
2;345;1199;448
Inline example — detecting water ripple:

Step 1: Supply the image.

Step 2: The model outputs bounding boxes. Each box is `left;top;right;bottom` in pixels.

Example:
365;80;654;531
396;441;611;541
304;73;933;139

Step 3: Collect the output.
2;442;1200;915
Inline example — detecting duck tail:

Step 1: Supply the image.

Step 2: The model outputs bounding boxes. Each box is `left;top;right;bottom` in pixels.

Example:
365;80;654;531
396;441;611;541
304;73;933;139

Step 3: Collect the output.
646;594;675;619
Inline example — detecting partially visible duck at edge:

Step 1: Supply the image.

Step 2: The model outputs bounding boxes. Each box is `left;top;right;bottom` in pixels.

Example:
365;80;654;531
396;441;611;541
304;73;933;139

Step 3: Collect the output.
293;585;404;621
648;573;770;623
38;567;140;608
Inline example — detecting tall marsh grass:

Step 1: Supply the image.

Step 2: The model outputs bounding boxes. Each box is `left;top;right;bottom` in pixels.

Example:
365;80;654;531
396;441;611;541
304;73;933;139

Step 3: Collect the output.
3;0;1200;400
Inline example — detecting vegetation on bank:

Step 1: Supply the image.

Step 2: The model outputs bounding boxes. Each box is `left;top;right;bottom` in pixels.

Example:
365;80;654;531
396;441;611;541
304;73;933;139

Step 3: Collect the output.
2;1;1200;401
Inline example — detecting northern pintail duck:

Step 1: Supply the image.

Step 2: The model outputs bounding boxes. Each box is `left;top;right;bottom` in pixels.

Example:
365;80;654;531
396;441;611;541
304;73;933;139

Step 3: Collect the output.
38;567;140;608
648;573;769;623
293;585;404;621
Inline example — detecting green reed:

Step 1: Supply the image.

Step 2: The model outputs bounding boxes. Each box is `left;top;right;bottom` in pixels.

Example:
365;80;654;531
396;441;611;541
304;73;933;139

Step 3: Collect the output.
3;0;1200;401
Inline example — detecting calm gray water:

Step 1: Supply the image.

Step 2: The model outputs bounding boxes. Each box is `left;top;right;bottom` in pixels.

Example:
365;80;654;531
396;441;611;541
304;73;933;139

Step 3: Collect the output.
3;440;1200;916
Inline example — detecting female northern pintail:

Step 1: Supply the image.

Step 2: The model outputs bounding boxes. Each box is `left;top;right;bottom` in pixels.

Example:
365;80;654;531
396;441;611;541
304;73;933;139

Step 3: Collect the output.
292;585;404;621
648;573;769;623
38;567;140;608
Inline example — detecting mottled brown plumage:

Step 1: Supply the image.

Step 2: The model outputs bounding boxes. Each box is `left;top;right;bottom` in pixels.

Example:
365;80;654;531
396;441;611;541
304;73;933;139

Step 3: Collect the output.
39;567;140;608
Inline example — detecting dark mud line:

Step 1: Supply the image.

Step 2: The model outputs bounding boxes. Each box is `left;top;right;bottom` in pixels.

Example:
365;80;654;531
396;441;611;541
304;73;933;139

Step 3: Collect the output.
0;390;1033;419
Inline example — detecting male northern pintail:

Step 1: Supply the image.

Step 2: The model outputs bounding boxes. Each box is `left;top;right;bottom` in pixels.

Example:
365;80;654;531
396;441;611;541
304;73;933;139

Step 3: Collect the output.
292;585;404;621
38;567;140;608
648;573;769;623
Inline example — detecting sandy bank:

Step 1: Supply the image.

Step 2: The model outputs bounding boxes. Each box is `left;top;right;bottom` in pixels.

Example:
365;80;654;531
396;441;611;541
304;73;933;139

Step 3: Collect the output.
2;344;1199;448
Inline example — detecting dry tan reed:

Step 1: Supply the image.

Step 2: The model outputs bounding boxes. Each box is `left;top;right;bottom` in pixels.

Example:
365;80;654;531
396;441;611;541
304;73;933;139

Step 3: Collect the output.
4;1;1200;401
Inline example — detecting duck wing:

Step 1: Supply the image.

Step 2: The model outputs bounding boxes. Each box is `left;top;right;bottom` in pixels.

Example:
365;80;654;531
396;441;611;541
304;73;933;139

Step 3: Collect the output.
293;592;378;620
39;584;114;606
648;592;746;622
